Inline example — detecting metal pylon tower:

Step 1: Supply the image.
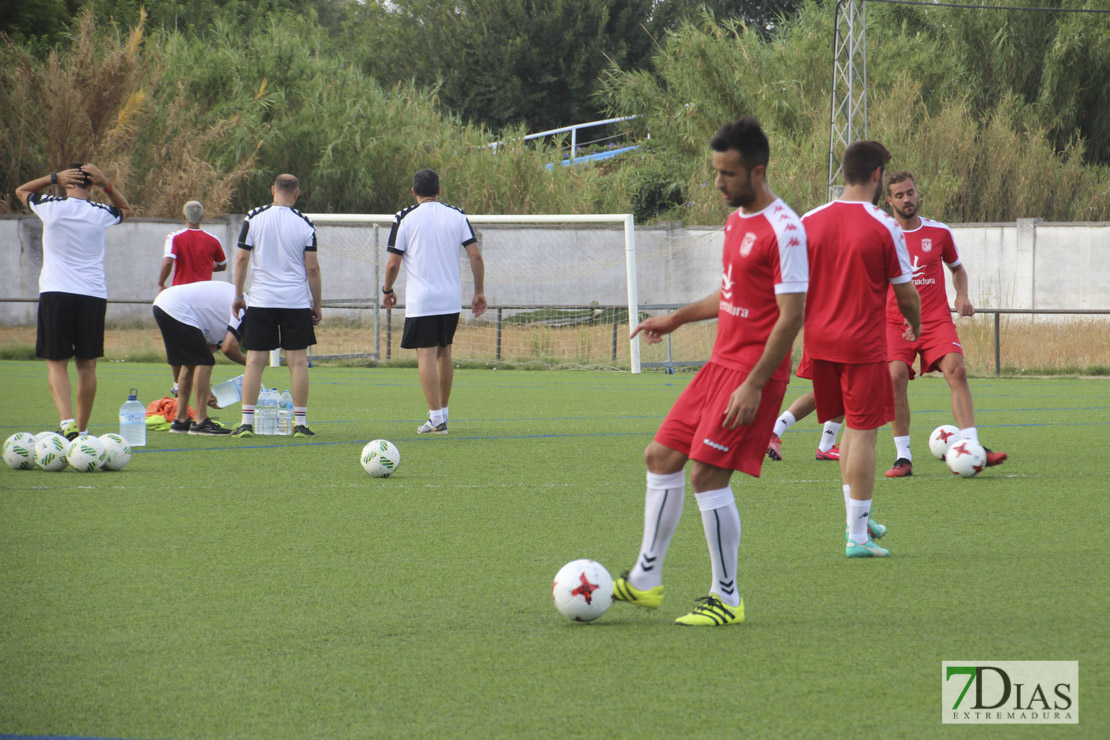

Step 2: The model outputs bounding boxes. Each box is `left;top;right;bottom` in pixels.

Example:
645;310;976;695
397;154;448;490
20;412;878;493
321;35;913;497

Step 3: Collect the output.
827;0;868;201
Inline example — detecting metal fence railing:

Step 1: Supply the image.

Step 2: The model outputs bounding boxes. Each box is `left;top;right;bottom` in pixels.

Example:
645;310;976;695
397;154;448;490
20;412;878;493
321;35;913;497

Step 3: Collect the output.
2;299;1108;376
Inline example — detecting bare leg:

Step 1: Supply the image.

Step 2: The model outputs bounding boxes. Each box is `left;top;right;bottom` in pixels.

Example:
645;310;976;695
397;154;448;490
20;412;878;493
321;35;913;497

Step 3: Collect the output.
193;366;215;423
644;441;688;475
176;366;195;423
286;349;309;408
939;353;975;429
437;345;453;408
842;427;878;501
786;391;817;421
689;460;733;492
74;358;97;431
46;359;74;423
241;350;267;408
416;346;442;411
890;361;912;437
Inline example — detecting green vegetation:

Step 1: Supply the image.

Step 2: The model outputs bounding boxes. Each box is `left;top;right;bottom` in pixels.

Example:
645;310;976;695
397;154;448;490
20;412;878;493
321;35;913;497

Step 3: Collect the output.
2;1;1108;221
1;362;1107;737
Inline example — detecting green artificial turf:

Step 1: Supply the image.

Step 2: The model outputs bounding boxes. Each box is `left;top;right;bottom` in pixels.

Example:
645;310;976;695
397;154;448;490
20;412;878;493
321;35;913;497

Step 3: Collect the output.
1;361;1106;738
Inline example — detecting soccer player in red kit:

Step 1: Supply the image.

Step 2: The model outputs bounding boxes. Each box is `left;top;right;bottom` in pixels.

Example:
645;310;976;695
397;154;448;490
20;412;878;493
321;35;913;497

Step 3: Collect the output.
611;118;808;625
883;171;1007;477
802;141;921;558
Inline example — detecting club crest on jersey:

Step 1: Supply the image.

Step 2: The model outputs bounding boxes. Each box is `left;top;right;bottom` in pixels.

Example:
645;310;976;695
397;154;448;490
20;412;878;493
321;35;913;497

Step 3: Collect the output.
739;232;756;257
921;238;933;253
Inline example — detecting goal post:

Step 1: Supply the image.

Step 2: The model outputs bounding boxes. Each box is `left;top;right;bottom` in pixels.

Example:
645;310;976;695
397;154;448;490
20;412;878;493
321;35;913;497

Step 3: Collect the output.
302;213;646;371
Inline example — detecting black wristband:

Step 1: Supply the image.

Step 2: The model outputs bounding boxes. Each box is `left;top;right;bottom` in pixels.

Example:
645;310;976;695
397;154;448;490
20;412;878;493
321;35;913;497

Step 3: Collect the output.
382;287;394;295
50;172;57;185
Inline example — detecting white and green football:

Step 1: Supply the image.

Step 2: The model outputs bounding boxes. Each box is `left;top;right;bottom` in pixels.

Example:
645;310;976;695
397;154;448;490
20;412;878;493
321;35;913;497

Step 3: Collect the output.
66;436;107;472
361;439;400;478
99;433;132;471
34;433;69;472
4;432;37;470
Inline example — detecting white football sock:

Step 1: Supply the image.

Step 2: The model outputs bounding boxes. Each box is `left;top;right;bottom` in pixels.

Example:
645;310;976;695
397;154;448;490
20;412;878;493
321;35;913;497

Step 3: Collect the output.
241;405;255;426
894;435;912;461
772;411;796;438
959;427;979;443
61;418;75;428
441;406;448;423
696;486;741;607
294;406;307;426
429;408;445;426
629;470;685;591
847;497;872;544
819;421;842;452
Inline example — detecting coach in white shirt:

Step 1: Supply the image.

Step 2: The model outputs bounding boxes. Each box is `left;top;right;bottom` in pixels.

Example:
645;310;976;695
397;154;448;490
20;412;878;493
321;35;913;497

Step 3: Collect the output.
382;169;486;434
16;163;132;440
231;173;322;438
153;281;247;435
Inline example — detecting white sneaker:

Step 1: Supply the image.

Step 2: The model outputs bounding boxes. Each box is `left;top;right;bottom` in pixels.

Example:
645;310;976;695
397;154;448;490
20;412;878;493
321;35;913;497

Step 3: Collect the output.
416;419;448;434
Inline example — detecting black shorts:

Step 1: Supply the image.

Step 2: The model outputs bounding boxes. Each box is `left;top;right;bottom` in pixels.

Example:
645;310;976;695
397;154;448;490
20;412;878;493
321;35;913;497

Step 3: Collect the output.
36;292;106;360
240;307;316;351
153;306;215;367
401;313;460;349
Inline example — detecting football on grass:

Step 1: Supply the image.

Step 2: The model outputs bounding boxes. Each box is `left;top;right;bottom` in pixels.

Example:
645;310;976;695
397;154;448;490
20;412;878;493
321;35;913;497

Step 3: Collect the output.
929;424;961;459
552;559;613;622
34;433;69;471
946;439;987;477
361;439;400;478
3;432;36;470
99;433;132;471
66;436;107;472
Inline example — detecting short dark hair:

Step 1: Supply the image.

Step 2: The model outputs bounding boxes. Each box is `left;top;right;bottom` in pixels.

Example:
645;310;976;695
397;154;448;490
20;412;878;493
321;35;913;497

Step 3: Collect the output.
413;169;440;197
68;162;92;190
886;170;916;194
709;118;770;171
841;141;891;186
274;174;299;194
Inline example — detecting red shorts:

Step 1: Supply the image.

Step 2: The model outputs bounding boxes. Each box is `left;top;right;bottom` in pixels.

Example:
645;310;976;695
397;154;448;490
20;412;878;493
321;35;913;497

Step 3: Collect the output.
795;351;812;380
811;359;894;430
654;362;787;478
886;321;963;379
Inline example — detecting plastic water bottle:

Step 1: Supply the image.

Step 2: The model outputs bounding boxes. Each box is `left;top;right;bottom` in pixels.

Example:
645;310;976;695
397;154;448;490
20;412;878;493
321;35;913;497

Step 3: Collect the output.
278;390;293;435
263;388;278;435
119;388;146;447
257;388;275;435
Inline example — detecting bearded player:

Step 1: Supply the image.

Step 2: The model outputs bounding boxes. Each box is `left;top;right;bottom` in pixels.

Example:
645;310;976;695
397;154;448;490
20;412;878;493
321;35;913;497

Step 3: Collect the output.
883;171;1007;477
611;118;807;626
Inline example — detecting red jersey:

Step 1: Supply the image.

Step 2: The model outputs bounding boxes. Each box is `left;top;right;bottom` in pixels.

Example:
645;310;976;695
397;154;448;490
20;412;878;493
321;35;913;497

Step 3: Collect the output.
164;228;227;285
885;218;961;328
710;198;809;382
802;201;912;363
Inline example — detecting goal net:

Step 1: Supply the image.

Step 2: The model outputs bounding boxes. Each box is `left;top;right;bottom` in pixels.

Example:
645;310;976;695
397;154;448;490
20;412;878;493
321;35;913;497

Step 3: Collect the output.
304;213;725;371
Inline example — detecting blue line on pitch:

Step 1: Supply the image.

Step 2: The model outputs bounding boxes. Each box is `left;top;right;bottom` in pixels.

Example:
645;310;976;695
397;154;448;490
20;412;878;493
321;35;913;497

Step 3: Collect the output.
0;735;148;740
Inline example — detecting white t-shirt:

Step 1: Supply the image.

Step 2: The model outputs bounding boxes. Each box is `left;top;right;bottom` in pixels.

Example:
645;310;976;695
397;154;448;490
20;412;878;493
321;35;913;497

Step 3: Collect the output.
153;280;243;345
387;201;477;318
237;205;317;308
28;193;123;298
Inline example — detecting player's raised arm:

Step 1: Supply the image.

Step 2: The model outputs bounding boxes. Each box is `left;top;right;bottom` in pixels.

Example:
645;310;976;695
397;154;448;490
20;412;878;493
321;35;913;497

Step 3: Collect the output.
631;290;720;343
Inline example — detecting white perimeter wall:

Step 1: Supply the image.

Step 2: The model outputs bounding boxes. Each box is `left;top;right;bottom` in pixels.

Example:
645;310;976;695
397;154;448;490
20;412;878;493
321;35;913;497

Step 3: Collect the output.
1;215;1107;323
